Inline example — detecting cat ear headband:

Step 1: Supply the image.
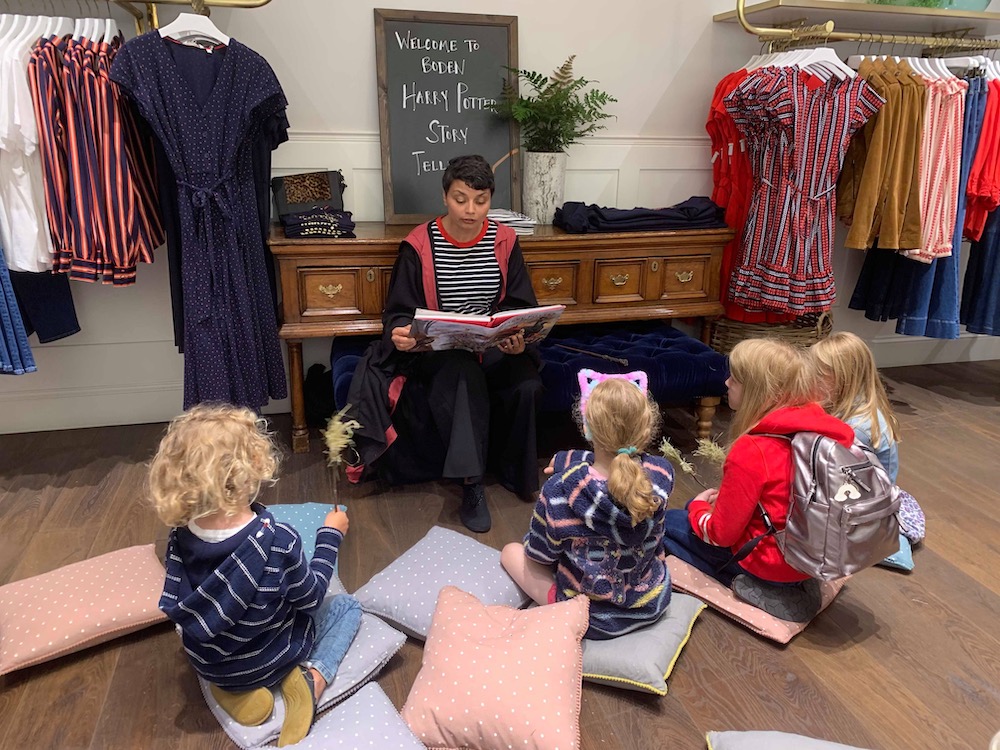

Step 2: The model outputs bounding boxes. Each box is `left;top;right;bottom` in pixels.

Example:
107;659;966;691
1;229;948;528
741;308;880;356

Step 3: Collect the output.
577;368;649;418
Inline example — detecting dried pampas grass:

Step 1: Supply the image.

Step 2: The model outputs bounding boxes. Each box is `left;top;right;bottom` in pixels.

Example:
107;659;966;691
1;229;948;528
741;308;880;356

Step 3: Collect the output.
693;438;726;467
323;406;362;467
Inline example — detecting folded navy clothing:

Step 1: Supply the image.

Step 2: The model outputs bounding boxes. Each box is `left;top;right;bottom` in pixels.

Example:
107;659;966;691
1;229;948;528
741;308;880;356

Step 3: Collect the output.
554;197;726;233
281;207;357;238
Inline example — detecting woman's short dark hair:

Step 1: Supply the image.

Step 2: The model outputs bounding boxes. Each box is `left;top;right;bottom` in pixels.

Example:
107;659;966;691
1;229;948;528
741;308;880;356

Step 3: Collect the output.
442;155;495;194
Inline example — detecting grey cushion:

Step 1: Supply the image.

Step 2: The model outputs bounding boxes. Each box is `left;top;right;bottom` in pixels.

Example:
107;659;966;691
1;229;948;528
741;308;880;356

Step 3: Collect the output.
707;731;874;750
353;525;530;639
200;575;405;750
274;682;424;749
582;592;705;695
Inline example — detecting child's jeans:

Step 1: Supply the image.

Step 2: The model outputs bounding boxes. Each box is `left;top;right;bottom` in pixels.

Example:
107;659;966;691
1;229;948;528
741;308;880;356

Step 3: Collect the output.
662;508;745;586
662;509;802;589
304;594;362;685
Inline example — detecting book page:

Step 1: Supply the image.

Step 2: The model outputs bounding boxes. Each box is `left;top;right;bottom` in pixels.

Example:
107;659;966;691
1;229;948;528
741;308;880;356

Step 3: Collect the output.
409;305;564;353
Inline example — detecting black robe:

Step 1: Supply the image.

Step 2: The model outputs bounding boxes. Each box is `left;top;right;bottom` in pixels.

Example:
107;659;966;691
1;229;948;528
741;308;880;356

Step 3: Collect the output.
345;223;542;497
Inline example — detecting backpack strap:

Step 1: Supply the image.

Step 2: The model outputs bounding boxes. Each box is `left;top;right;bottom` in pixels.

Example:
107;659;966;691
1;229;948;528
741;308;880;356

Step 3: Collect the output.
716;502;777;572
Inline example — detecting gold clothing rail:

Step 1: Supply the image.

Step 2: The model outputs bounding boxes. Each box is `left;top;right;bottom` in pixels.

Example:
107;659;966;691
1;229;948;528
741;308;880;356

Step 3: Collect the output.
732;0;1000;53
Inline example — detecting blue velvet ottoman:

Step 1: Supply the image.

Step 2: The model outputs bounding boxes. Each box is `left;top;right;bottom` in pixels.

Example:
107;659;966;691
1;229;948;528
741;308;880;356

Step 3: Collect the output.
537;322;728;439
331;323;728;440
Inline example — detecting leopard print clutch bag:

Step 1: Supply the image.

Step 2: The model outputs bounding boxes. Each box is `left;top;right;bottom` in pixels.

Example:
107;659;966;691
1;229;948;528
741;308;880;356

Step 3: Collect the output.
271;170;347;216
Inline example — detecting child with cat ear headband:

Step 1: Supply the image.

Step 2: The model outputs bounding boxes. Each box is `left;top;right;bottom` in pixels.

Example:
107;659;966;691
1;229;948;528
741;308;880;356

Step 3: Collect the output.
501;370;676;639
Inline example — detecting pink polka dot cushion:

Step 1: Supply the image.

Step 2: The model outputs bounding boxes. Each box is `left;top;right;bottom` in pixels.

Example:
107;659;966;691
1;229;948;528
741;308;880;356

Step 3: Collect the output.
667;558;845;644
402;586;589;750
0;544;167;676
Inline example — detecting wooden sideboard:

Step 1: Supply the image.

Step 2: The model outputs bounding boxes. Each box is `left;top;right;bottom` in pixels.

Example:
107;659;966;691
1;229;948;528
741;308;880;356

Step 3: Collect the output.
269;222;733;452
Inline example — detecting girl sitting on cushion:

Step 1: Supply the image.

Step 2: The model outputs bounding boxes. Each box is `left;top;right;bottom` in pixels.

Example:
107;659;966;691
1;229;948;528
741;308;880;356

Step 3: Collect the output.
148;404;361;747
501;370;675;639
810;331;925;550
662;338;853;622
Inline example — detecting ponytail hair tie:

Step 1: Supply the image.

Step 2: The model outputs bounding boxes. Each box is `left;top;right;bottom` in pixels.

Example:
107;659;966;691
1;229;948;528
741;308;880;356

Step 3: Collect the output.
617;446;638;456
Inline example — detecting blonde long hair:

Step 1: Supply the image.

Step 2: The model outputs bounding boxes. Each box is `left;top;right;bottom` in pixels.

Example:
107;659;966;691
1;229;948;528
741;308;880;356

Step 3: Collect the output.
726;338;818;443
810;332;899;449
148;404;281;527
583;378;662;525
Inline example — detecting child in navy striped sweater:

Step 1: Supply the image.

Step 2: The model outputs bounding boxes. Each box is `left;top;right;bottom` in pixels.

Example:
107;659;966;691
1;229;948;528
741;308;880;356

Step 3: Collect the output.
149;404;361;747
501;371;675;639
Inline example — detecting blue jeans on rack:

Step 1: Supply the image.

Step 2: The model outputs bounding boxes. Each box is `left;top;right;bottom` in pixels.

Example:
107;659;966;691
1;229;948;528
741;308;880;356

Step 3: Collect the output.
898;75;986;339
304;594;362;685
0;246;36;375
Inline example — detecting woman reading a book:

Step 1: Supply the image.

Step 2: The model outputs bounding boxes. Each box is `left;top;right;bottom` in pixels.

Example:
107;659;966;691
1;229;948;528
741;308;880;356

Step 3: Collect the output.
344;155;543;533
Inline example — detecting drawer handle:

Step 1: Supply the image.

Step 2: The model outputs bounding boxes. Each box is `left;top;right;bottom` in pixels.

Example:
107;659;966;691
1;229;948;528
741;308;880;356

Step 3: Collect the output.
675;270;694;283
319;283;343;298
610;273;630;287
542;276;563;291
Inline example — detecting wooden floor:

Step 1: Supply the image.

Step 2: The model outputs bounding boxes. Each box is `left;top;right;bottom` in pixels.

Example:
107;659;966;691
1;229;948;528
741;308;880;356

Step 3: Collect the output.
1;360;999;750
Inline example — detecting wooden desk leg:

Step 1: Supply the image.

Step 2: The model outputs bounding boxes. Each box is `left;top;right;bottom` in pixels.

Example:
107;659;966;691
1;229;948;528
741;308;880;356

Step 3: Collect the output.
700;317;717;346
696;396;721;440
287;340;310;453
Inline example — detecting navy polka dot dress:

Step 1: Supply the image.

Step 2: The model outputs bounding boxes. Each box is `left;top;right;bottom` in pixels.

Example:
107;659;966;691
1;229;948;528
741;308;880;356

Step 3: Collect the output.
111;33;287;410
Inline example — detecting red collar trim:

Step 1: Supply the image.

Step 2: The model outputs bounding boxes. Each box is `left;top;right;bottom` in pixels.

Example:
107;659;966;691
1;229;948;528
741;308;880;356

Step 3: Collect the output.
435;217;489;248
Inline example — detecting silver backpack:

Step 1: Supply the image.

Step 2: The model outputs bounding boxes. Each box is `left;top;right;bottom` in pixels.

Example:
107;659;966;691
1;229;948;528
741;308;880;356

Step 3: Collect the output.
762;432;901;581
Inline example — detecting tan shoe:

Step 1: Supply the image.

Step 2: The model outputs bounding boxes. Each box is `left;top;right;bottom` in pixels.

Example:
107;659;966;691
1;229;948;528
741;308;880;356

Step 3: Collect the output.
209;684;274;727
277;667;317;747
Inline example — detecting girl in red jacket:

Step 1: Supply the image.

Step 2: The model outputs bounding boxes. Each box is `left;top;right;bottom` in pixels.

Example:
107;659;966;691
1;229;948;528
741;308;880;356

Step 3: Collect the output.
662;338;855;621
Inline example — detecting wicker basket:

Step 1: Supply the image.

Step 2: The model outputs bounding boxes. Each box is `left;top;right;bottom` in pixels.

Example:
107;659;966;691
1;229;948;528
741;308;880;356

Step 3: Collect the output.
710;312;833;355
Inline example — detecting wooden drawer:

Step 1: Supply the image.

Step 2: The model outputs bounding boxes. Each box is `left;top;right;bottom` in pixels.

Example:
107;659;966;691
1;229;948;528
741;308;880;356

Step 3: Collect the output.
594;260;644;303
299;268;364;318
659;256;709;301
528;262;579;305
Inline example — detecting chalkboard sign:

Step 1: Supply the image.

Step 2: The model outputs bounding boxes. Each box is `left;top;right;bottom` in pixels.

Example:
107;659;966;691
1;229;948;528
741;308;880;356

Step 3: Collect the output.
375;9;519;224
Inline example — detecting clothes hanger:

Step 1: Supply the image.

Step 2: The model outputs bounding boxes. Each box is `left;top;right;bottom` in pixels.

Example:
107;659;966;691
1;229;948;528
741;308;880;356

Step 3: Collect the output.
90;17;106;42
52;17;73;39
158;11;231;46
1;15;28;48
798;47;855;79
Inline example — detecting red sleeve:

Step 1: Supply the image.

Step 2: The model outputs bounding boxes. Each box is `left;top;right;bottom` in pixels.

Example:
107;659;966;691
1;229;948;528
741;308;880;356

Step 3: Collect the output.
687;436;767;547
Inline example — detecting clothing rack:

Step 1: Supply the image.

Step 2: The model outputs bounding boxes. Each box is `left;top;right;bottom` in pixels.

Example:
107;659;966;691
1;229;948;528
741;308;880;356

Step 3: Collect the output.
732;0;1000;54
110;0;272;34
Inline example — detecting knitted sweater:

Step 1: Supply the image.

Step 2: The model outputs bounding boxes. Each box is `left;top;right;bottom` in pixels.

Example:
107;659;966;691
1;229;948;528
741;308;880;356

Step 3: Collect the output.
524;450;674;639
159;503;341;689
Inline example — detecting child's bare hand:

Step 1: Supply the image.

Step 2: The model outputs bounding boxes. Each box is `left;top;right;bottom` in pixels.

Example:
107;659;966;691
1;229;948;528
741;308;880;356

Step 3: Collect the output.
693;488;719;506
324;507;350;535
543;455;556;475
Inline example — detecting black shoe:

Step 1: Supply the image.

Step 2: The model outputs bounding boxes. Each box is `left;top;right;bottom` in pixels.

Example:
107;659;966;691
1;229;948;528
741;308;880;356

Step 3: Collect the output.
460;482;492;533
731;574;822;623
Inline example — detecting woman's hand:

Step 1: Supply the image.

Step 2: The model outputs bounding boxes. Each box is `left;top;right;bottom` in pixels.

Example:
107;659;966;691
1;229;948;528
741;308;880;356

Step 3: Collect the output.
497;330;525;355
391;325;416;352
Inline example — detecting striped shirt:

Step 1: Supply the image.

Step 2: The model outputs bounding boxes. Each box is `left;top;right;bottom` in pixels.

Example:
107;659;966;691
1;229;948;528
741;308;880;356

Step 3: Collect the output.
28;35;162;284
159;505;341;690
524;450;674;639
429;218;501;314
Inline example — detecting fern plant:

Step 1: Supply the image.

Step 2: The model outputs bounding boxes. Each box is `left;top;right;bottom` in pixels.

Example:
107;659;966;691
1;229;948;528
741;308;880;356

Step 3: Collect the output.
492;55;617;153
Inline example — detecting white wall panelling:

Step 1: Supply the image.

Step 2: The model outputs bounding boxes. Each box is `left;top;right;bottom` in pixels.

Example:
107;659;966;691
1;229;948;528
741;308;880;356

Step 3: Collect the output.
1;0;997;434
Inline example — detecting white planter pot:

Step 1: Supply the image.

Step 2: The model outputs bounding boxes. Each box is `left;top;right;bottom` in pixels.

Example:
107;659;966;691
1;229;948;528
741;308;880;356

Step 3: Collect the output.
522;151;567;224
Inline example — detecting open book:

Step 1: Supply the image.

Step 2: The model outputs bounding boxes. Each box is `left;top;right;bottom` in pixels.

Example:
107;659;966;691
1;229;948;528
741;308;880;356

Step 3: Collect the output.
409;304;565;353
